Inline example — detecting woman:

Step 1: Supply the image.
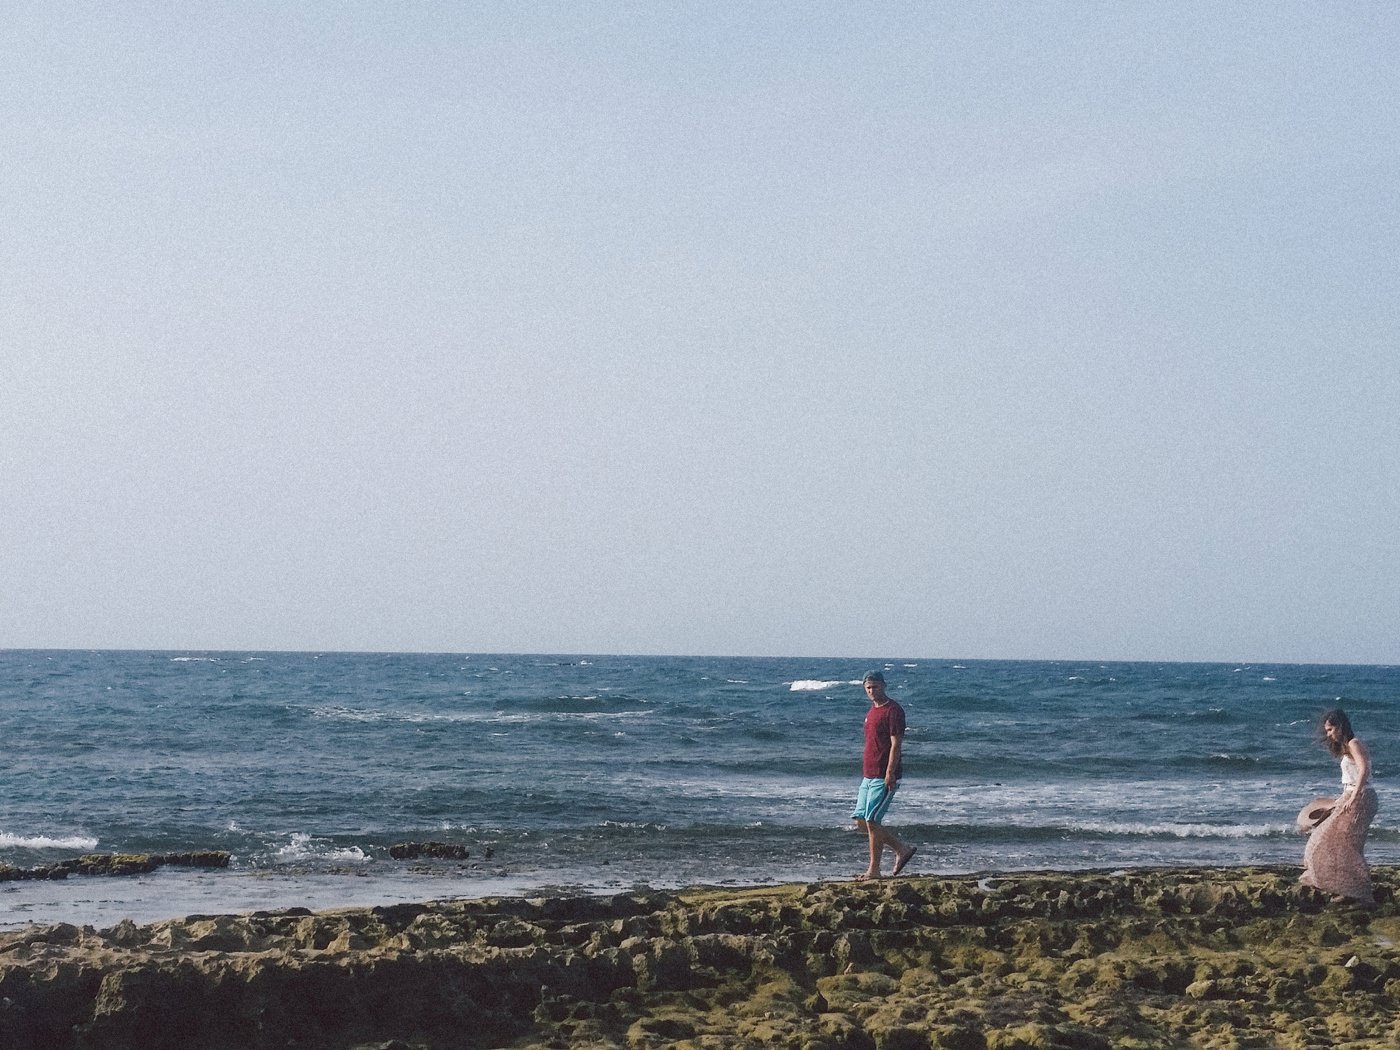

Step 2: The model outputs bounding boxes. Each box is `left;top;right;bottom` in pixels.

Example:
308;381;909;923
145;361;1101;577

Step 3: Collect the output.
1300;709;1378;904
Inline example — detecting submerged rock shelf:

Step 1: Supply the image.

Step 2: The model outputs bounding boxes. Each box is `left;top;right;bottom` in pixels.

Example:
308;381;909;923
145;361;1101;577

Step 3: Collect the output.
1;865;1398;1048
0;851;231;882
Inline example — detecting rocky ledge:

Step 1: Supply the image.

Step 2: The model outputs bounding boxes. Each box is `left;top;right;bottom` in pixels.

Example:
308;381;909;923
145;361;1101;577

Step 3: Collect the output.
1;866;1398;1049
0;852;231;882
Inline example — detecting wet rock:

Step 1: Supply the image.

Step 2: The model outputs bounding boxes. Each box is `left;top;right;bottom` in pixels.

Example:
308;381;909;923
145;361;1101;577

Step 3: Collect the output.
152;851;230;869
387;841;470;860
0;865;1397;1049
0;851;231;882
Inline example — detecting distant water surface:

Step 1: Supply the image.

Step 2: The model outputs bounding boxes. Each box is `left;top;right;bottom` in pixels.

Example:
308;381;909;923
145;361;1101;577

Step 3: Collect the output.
1;651;1394;927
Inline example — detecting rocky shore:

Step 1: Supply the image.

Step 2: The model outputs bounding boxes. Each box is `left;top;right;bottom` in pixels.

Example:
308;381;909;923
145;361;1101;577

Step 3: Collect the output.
0;851;231;882
1;865;1397;1049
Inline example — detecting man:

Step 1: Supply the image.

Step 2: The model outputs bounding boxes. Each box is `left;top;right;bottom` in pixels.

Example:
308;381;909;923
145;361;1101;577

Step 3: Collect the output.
851;670;916;879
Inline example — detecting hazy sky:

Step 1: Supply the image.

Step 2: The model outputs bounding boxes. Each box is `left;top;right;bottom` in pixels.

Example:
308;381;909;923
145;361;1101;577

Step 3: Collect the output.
4;4;1397;662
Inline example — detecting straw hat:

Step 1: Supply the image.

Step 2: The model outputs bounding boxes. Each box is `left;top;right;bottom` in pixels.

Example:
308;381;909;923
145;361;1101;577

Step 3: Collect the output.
1296;796;1335;834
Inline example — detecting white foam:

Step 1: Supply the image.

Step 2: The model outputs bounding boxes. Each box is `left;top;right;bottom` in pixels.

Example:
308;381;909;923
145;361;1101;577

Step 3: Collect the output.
308;704;652;725
0;832;99;850
789;680;860;691
272;833;367;864
1063;820;1287;839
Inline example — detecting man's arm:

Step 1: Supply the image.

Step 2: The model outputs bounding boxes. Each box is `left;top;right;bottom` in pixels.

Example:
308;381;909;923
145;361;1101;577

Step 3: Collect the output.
885;732;902;789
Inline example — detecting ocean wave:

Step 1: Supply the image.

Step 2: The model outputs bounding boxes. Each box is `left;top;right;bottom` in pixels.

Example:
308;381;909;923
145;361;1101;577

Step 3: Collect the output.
879;820;1298;844
309;703;653;724
500;695;653;715
789;680;861;692
272;833;368;864
1062;819;1290;840
1130;707;1234;724
1049;818;1400;843
309;705;386;723
0;831;99;850
1173;753;1267;769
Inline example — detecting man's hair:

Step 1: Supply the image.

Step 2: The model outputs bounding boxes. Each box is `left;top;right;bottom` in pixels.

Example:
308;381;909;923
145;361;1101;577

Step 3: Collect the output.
863;671;885;684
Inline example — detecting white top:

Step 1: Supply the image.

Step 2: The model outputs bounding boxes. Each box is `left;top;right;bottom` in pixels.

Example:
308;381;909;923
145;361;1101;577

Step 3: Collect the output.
1341;755;1361;789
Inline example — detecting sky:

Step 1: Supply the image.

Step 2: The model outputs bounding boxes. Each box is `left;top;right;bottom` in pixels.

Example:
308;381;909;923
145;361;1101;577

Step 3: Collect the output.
3;3;1397;663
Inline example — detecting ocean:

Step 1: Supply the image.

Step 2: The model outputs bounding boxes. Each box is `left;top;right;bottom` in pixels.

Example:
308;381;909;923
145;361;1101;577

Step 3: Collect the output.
1;650;1394;929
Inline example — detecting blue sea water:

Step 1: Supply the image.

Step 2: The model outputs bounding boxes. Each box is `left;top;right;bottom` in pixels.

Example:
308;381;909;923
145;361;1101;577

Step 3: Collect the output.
0;650;1395;928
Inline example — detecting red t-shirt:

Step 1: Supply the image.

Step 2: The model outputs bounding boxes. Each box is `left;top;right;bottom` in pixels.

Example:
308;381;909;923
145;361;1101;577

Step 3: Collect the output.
862;699;906;779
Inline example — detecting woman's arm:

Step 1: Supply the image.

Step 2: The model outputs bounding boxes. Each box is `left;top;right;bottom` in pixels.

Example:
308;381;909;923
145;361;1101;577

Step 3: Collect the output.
1349;738;1372;791
1337;738;1372;810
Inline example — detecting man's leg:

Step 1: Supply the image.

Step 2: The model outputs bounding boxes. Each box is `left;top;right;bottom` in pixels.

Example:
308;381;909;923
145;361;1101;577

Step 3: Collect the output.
854;779;915;878
864;821;915;879
877;824;916;876
855;818;896;880
854;818;886;879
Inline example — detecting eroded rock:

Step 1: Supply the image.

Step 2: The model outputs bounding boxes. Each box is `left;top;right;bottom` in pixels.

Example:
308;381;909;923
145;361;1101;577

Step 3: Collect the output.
387;841;470;860
0;852;232;883
0;866;1397;1049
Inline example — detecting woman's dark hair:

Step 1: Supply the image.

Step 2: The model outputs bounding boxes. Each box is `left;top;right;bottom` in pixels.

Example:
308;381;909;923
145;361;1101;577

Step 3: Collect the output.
1321;708;1355;758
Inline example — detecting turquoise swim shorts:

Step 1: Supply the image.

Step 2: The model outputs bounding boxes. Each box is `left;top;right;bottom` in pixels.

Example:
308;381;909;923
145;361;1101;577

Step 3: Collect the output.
851;777;898;826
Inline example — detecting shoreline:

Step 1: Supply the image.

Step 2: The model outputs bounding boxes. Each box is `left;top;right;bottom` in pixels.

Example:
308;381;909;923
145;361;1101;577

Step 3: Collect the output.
2;864;1398;1049
0;848;1351;933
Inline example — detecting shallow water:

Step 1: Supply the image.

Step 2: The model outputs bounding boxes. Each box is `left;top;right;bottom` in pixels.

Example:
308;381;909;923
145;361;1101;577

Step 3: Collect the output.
1;650;1394;927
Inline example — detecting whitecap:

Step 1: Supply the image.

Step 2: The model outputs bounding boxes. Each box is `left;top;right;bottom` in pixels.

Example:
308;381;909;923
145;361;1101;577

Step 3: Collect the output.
1064;819;1285;839
0;831;99;850
310;705;654;726
273;833;367;864
789;680;860;691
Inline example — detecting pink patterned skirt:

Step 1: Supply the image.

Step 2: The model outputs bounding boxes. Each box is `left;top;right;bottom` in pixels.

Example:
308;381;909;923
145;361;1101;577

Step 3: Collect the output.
1300;787;1378;903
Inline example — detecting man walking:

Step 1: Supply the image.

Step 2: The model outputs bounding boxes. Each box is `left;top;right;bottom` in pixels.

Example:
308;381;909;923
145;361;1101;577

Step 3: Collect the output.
851;670;916;879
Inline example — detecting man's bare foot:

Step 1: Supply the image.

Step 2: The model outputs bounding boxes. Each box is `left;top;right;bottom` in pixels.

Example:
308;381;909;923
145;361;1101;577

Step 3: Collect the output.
855;871;878;881
892;846;917;876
